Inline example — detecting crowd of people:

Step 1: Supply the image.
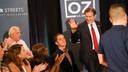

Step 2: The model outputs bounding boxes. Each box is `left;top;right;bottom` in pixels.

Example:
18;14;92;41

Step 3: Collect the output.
0;3;127;72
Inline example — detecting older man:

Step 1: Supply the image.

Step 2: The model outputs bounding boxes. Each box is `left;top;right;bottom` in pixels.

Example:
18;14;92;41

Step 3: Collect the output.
6;26;33;58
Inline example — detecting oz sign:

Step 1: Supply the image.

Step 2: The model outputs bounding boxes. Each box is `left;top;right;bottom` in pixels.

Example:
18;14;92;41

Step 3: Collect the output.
64;0;95;18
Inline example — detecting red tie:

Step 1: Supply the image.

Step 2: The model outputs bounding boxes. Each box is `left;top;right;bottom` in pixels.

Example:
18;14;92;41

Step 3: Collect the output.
91;24;99;52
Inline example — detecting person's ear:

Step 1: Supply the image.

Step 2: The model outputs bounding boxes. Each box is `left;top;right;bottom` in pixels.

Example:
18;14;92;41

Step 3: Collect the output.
55;42;58;45
18;54;21;58
94;15;96;18
109;17;113;23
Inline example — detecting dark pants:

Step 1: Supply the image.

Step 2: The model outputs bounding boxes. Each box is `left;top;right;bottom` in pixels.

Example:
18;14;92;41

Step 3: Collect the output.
85;50;106;72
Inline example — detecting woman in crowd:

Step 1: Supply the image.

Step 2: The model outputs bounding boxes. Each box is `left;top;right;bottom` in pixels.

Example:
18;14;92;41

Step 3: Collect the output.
0;44;9;72
4;44;45;72
31;43;65;72
31;43;49;72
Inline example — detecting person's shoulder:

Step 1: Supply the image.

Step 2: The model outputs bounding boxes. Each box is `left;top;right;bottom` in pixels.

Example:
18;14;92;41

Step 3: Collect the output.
78;21;87;27
16;39;25;44
124;26;128;31
122;26;128;39
68;50;73;55
7;62;18;69
19;39;25;42
95;20;100;23
52;49;59;56
101;29;111;39
79;21;87;24
0;66;10;72
18;39;27;44
95;21;101;26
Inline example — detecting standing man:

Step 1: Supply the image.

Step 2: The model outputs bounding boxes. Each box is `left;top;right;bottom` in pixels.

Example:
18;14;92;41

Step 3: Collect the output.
68;7;103;72
99;3;128;72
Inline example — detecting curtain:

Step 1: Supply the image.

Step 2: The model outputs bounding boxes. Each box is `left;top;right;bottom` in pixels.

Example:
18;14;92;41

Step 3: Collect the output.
28;0;62;54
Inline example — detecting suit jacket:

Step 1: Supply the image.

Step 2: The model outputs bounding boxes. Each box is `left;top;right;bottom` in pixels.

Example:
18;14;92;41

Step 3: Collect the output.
71;21;102;72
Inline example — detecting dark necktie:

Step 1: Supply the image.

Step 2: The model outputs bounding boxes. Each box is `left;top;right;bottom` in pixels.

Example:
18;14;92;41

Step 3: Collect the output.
91;24;99;52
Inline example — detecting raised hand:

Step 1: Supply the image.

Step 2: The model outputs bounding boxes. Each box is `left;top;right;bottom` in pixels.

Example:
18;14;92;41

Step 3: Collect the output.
68;18;78;29
33;63;48;72
68;18;78;33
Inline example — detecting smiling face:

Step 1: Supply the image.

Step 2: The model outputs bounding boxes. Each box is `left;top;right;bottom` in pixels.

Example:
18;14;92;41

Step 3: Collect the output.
85;11;96;24
84;7;96;24
9;26;21;42
11;28;21;41
55;34;66;49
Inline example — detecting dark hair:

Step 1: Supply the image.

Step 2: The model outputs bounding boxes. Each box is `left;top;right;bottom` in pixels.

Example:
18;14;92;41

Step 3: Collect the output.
0;31;9;48
53;33;65;42
3;31;9;41
32;43;48;58
31;43;49;69
84;7;96;16
4;44;28;71
0;43;3;48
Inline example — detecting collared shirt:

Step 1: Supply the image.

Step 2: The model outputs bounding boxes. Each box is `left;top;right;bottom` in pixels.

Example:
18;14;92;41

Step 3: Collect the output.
88;22;100;50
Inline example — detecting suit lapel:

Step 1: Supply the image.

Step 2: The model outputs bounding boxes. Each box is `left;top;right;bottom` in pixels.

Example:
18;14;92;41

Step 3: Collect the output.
83;21;91;36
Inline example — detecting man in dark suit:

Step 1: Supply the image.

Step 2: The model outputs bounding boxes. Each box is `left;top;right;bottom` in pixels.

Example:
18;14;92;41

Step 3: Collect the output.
68;7;103;72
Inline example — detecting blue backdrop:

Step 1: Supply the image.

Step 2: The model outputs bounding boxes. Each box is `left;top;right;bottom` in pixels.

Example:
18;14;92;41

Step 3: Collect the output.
0;0;30;47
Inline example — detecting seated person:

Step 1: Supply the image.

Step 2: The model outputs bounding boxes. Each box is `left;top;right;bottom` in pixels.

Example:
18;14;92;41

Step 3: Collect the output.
51;33;79;72
4;44;44;72
30;43;49;72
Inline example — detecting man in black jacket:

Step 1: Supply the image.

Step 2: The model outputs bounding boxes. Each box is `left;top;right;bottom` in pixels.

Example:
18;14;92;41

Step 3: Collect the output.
52;33;79;72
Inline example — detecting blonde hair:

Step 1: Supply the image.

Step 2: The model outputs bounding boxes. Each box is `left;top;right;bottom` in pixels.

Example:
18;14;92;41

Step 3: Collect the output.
109;3;126;21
